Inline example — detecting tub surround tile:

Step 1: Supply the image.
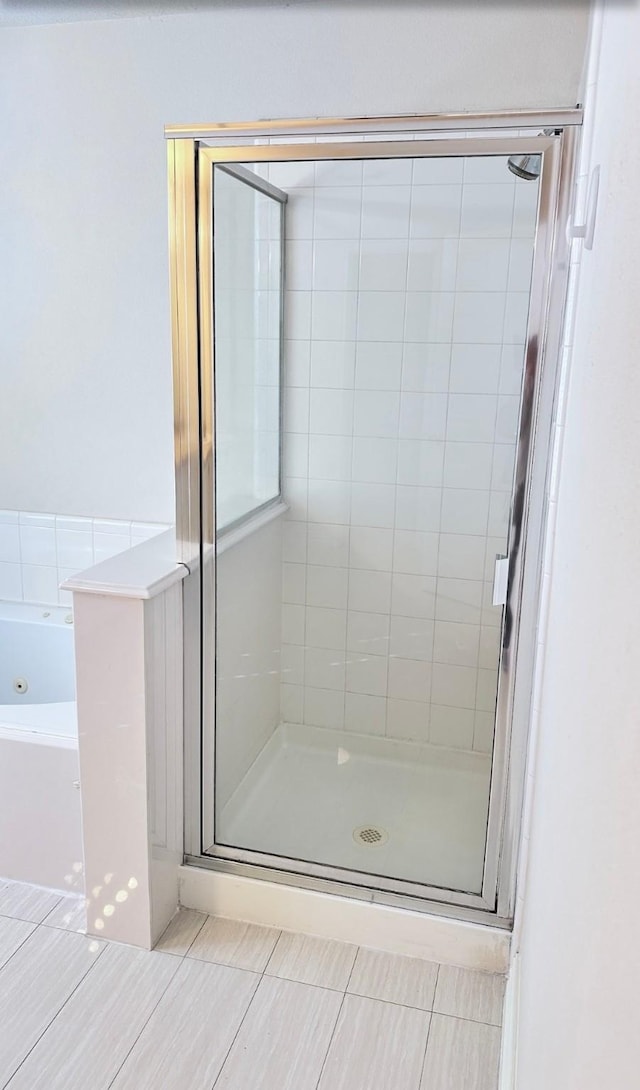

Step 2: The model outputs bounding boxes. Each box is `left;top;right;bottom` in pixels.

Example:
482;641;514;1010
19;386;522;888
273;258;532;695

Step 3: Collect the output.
0;510;170;607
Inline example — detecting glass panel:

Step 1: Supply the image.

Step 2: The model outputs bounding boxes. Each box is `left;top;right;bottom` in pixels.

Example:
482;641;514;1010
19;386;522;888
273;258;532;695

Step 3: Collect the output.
211;152;540;897
213;166;282;532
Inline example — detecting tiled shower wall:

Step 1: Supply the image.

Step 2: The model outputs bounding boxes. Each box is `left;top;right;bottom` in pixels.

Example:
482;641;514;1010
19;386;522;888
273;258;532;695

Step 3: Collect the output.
276;154;538;753
0;510;168;606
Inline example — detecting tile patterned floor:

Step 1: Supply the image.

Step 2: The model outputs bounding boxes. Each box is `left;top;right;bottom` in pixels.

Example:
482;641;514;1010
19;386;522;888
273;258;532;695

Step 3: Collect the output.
0;878;504;1089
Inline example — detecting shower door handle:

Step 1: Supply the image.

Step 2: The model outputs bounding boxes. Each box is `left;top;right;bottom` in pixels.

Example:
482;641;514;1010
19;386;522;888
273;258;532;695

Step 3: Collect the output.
492;555;510;607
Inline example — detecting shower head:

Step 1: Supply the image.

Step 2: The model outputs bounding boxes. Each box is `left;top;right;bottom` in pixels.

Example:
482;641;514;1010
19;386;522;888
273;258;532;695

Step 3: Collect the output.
507;153;542;181
507;129;555;181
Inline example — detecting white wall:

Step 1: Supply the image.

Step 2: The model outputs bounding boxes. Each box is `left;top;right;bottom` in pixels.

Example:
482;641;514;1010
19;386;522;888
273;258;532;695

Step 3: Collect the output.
509;4;640;1087
0;4;588;523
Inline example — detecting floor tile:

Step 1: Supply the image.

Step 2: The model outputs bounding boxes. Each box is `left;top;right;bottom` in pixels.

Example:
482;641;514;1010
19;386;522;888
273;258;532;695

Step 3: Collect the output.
266;930;358;990
216;975;342;1090
348;947;439;1010
110;957;258;1089
421;1013;501;1090
0;880;61;923
0;915;36;970
187;915;280;972
42;895;87;933
318;992;431;1090
434;966;505;1026
154;908;206;955
0;927;104;1084
7;942;180;1089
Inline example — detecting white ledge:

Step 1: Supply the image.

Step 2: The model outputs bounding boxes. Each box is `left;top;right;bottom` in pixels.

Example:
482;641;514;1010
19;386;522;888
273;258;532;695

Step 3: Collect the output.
61;530;187;600
217;500;288;554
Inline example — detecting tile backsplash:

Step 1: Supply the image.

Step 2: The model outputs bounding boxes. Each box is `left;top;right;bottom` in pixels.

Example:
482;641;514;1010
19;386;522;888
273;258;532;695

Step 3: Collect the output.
0;510;169;606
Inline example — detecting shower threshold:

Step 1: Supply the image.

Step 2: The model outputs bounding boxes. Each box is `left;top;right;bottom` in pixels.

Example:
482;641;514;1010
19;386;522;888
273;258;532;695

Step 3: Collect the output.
216;723;491;895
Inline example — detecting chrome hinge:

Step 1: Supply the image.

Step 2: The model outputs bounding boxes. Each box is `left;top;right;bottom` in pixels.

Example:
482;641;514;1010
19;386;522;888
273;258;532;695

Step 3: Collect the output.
492;555;510;607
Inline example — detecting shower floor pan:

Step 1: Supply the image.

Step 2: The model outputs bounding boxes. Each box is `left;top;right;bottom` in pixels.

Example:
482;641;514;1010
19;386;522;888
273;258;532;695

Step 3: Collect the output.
217;723;491;895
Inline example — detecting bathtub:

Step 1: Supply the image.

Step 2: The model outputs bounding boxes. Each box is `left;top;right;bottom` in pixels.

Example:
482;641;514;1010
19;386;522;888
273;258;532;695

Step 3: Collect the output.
0;602;83;890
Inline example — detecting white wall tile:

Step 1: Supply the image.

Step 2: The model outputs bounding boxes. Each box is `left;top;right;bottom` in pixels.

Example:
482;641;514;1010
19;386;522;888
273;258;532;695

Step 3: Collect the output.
430;705;475;748
312;240;360;291
281;643;305;686
463;155;513;185
349;527;393;572
460;183;514;238
446;394;497;442
306;564;348;609
307;480;349;524
386;698;429;742
476;668;499;713
363;158;412;186
449;344;501;394
397;439;444;487
281;683;303;723
306;606;347;650
282;603;305;645
284;386;310;436
304;687;345;729
491;444;516;491
431;663;478;709
0;524;20;563
404;292;455;343
355;343;403;391
345;692;386;735
284;291;312;338
19;525;57;566
399;393;447;440
507;238;535;292
437;534;486;581
391;573;436;618
350;483;396;528
353;391;400;438
441;489;490;536
282;562;306;605
389;615;434;662
401;344;450;393
305;647;346;691
56;529;92;569
315;159;363;187
395;486;441;532
0;562;22;600
314;187;362;239
311;291;358;341
307;523;349;567
453;292;506;344
348;570;392;614
456;239;510;291
495;395;521;443
284;434;309;478
392;529;439;575
435;579;483;624
357;292;406;342
388;657;431;702
286;240;313;290
285;341;311;387
361;185;411;239
309;389;354;435
512;181;539;238
94;532;130;562
409;185;462;238
503;292;530;343
499;344;525;395
406;239;457;292
346;653;388;697
310;341;355;389
433;621;480;668
21;564;59;605
359;240;408;291
308;435;352;481
346;611;390;657
412;158;463;185
443;443;493;489
352;437;397;484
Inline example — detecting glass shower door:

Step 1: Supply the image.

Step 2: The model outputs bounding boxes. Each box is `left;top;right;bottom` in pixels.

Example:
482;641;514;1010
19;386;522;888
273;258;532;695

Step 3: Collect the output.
194;135;554;912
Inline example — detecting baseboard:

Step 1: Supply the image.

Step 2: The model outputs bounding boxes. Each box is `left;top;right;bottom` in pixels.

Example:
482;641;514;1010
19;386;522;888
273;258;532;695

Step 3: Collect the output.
179;864;510;972
499;950;519;1088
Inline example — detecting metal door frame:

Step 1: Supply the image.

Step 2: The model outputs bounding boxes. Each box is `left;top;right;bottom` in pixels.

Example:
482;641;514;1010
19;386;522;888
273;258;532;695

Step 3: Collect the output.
167;109;580;924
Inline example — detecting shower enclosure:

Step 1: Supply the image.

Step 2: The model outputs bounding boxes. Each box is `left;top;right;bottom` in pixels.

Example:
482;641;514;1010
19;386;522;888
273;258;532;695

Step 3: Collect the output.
167;112;577;922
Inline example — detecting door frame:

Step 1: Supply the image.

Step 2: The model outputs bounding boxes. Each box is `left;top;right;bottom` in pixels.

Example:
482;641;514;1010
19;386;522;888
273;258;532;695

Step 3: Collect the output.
167;110;580;924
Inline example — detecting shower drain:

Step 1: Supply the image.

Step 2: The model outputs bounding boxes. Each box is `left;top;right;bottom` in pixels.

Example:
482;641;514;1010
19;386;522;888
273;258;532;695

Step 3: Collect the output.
353;825;389;847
